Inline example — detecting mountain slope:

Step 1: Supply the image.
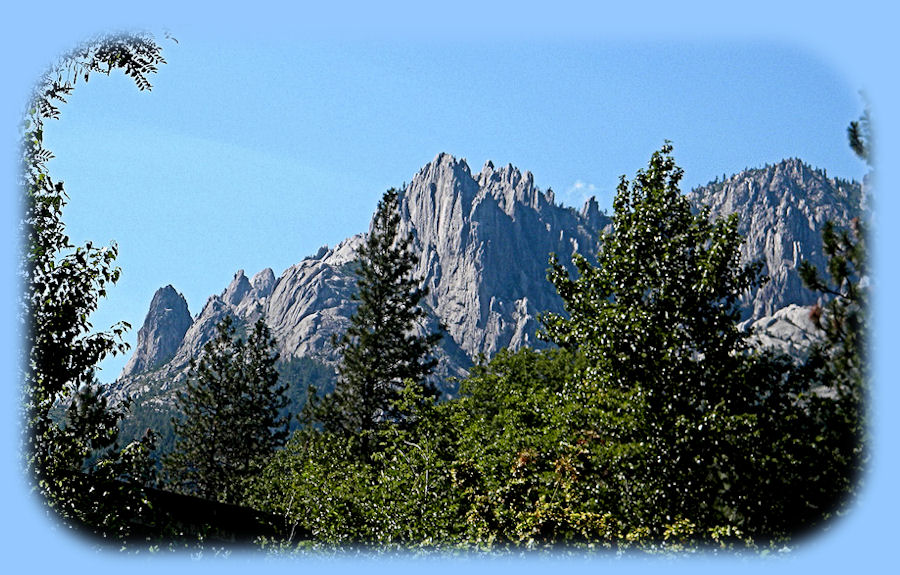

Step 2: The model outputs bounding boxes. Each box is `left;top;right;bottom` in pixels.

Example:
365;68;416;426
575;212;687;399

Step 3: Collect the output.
111;153;610;402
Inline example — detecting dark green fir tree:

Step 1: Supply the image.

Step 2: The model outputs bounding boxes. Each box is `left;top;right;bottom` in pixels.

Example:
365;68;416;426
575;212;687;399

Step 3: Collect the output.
314;188;441;451
164;316;289;504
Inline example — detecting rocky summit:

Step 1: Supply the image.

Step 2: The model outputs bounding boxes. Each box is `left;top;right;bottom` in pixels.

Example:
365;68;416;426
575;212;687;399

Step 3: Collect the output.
397;153;606;362
120;285;192;377
111;153;862;406
115;153;609;397
689;158;864;320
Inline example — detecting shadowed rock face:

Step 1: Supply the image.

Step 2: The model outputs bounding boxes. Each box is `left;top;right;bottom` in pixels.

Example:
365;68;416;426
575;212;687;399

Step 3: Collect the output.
120;285;192;378
115;154;862;400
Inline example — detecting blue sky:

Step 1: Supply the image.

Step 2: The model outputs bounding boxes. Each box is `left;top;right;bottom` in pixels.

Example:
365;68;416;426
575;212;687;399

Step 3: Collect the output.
2;1;899;574
41;39;867;380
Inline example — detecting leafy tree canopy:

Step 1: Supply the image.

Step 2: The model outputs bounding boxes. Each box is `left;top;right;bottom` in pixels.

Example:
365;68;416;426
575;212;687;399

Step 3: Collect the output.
538;143;802;540
21;33;167;541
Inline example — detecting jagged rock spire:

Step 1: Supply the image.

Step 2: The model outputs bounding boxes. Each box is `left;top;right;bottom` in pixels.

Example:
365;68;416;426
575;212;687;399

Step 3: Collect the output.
120;285;192;378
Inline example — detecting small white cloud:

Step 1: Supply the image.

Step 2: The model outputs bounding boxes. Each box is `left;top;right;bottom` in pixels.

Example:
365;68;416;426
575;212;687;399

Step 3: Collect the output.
570;180;597;192
561;180;598;208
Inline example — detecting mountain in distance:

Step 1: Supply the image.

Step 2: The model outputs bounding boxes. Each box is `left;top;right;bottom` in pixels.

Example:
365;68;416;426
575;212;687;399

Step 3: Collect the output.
105;153;864;425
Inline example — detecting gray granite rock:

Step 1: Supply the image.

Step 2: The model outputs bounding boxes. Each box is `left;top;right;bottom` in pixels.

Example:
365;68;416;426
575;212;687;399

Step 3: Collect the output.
112;154;862;403
689;158;863;320
740;303;823;360
222;269;252;307
397;153;608;362
119;285;192;378
263;235;363;363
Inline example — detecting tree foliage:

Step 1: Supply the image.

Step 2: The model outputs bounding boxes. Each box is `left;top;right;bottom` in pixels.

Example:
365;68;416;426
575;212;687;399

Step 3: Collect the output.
21;33;167;540
249;381;460;550
246;144;868;553
448;347;609;548
312;188;441;452
164;316;290;505
537;143;813;542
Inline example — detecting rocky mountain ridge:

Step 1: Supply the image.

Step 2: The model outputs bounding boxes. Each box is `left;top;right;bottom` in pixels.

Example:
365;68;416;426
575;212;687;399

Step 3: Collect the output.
689;157;864;319
108;153;862;407
109;153;611;402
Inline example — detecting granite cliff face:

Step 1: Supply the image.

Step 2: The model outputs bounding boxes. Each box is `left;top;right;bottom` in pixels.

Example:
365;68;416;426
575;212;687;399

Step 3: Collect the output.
112;154;862;405
114;153;608;395
689;158;863;319
398;153;605;360
264;236;363;364
119;285;192;377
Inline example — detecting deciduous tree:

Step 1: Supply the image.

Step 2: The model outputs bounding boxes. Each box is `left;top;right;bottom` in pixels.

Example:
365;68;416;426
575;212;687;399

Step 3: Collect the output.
21;33;167;540
539;143;791;541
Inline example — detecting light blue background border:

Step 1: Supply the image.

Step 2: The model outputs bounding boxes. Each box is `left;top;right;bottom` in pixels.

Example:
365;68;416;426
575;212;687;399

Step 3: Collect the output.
1;2;896;573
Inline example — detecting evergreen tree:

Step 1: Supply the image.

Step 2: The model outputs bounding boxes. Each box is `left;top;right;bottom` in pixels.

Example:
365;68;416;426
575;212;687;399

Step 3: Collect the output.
791;109;871;526
314;188;441;448
164;316;289;504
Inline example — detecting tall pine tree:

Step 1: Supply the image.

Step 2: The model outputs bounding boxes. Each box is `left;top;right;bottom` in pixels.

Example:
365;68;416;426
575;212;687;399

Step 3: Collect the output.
315;188;441;448
164;316;289;504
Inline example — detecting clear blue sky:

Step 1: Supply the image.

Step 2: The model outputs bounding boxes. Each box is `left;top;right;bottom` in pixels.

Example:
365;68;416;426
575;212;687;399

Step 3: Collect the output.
40;39;867;380
2;2;898;573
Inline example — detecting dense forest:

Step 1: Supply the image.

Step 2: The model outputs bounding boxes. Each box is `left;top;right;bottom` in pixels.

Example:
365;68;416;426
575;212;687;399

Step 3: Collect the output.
21;34;869;554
